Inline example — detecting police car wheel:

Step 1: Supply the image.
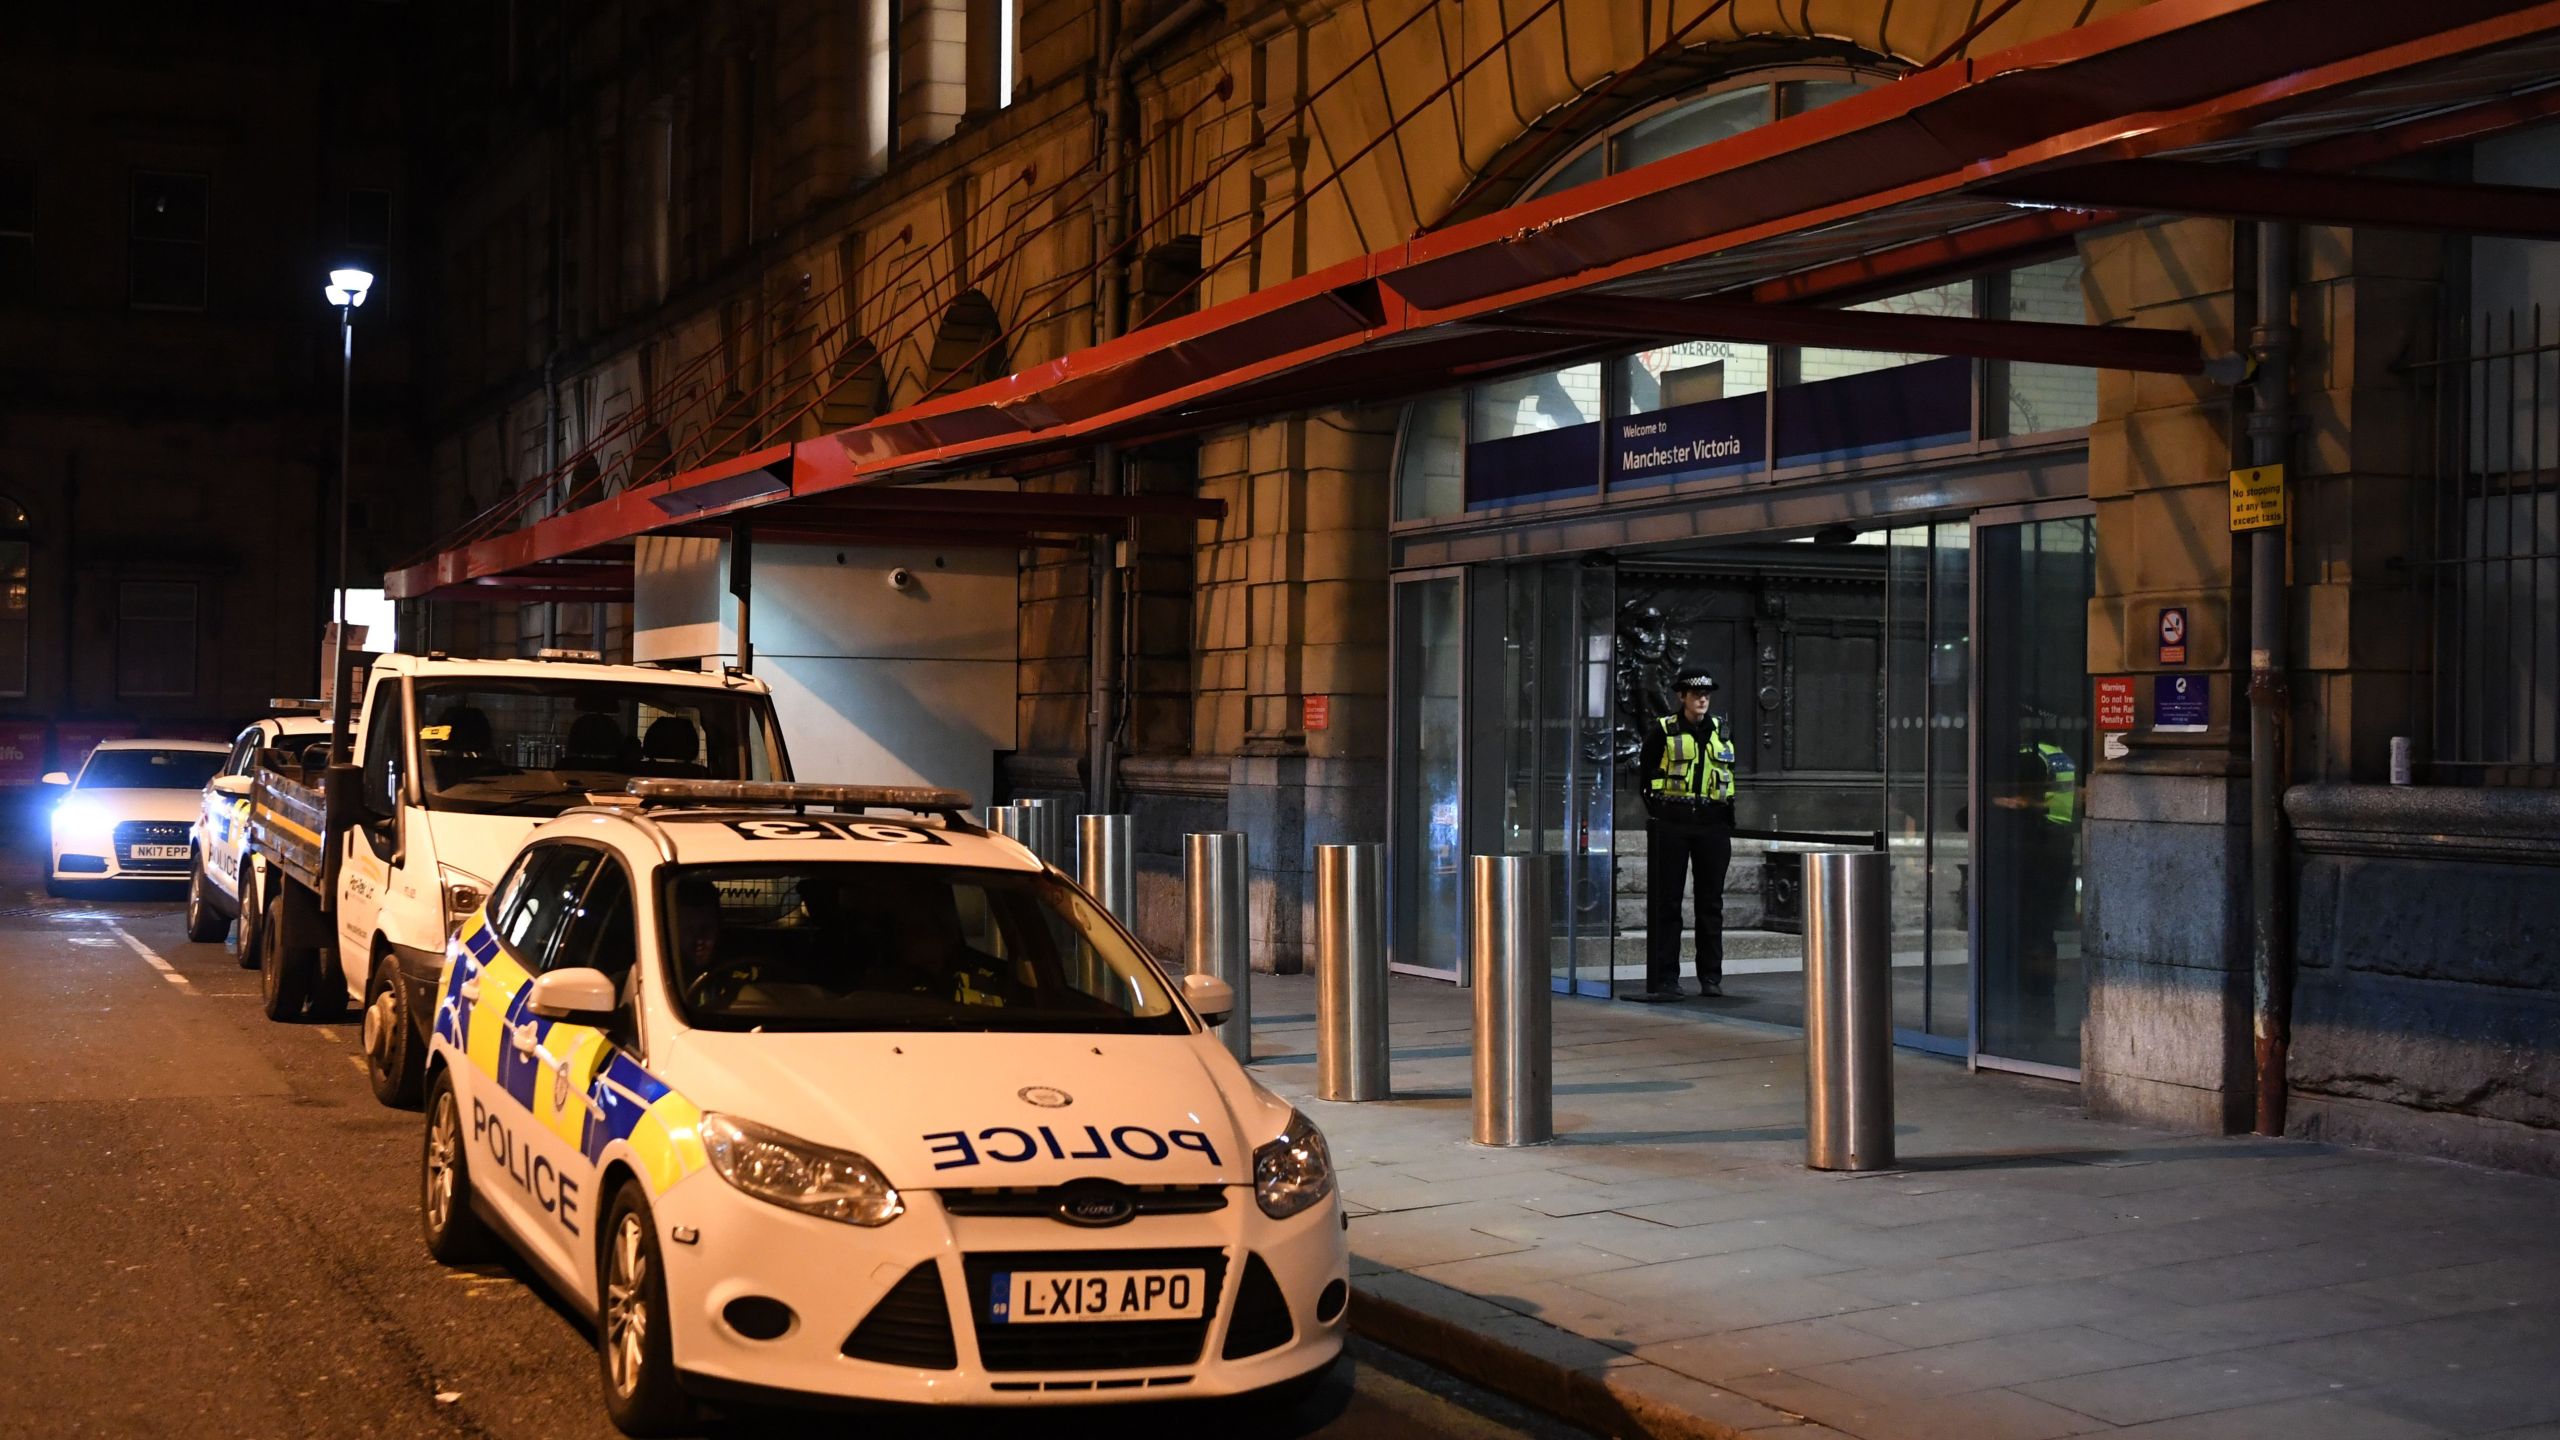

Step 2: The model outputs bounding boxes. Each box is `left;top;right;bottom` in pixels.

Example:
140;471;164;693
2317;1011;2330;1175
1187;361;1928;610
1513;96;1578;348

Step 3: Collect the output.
365;962;425;1109
184;858;228;944
597;1184;692;1436
231;869;262;970
258;900;313;1022
422;1070;492;1263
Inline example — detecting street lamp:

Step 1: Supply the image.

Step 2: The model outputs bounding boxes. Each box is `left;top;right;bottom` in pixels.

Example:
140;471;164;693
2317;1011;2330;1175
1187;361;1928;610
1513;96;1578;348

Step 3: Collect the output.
324;266;372;718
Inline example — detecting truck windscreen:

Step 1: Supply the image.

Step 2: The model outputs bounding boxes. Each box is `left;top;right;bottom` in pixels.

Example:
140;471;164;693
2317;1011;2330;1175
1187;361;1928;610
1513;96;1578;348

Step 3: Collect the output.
411;679;785;816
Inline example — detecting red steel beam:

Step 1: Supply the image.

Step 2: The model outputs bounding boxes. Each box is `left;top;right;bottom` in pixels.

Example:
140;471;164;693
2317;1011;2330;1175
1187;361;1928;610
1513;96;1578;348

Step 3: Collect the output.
2290;83;2560;172
1499;294;2206;373
1743;208;2117;306
1982;158;2560;239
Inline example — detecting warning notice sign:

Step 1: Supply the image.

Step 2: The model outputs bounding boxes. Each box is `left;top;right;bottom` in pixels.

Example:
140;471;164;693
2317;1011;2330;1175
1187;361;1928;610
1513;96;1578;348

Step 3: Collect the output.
2095;677;2136;733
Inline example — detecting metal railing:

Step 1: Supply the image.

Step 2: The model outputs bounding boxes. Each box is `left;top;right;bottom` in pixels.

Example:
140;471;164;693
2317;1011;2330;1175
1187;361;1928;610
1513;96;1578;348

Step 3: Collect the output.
2409;305;2560;785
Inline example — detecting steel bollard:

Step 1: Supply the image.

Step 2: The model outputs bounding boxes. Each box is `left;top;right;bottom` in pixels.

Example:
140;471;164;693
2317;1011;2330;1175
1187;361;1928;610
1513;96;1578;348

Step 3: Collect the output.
1015;797;1056;868
1469;855;1552;1146
1185;831;1252;1065
1078;814;1135;926
1315;842;1388;1101
1804;849;1893;1171
985;803;1028;849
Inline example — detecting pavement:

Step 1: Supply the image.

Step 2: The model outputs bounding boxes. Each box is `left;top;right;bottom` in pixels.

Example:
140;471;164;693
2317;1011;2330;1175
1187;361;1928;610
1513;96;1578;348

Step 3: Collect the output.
1241;972;2560;1440
0;870;1581;1440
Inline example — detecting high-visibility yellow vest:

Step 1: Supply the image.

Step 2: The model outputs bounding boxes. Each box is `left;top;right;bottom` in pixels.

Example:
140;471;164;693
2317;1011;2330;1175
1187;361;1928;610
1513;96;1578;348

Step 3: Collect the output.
2027;742;2078;826
1649;715;1736;803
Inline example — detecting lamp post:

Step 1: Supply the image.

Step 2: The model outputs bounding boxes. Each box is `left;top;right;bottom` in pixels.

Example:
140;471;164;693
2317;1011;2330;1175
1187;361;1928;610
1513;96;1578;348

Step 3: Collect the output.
323;266;372;711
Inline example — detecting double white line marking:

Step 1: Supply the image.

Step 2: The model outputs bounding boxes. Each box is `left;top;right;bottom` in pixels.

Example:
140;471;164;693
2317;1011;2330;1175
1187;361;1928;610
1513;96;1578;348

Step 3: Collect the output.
109;923;192;991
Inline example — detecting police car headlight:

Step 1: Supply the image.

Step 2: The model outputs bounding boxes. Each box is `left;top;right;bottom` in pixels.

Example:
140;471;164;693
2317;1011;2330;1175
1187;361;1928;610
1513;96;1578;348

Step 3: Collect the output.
701;1113;904;1227
1252;1111;1335;1221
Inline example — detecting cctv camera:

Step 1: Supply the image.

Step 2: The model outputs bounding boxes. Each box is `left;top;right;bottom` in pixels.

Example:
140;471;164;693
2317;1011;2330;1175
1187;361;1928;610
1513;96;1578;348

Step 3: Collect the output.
887;567;915;591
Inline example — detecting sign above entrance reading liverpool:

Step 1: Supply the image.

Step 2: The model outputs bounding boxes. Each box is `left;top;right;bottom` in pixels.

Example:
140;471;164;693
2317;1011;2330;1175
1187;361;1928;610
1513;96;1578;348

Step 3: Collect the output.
1611;393;1764;491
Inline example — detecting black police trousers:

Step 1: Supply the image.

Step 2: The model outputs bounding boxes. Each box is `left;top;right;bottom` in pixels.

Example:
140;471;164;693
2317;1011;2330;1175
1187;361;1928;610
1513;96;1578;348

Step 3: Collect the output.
1646;819;1731;991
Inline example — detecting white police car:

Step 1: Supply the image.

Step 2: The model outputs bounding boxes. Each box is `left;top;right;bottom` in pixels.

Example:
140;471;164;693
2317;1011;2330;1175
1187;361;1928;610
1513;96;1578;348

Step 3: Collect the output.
420;780;1347;1434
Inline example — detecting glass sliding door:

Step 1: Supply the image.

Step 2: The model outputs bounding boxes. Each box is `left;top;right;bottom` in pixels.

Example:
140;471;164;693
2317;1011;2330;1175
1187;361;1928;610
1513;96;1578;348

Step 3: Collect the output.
1972;510;2095;1075
1880;523;1972;1055
1390;570;1467;980
1490;560;1617;997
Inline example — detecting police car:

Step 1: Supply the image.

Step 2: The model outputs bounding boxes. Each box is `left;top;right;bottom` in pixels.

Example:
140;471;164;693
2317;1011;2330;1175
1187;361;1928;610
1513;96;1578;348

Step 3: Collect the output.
420;780;1347;1433
186;712;332;946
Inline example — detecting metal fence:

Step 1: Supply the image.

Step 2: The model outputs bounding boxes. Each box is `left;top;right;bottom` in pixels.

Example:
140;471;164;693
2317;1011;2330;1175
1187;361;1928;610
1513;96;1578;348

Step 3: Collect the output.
2411;305;2560;786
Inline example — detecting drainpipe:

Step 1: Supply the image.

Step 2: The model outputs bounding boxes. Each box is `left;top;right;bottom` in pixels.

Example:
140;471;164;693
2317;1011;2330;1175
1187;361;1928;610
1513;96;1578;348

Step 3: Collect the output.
1087;0;1213;813
2247;158;2295;1138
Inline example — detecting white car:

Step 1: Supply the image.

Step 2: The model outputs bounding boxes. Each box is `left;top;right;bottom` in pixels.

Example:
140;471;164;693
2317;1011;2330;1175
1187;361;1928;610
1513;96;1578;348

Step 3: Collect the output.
46;739;232;894
186;713;332;944
420;781;1347;1434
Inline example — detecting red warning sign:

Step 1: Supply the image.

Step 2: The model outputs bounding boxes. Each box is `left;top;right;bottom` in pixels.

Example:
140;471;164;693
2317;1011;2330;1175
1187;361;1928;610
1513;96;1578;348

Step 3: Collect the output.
2095;676;2136;734
1302;694;1331;732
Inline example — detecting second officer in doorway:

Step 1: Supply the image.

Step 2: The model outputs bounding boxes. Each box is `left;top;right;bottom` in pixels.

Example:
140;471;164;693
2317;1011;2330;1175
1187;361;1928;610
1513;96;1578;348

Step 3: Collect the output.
1633;671;1737;1002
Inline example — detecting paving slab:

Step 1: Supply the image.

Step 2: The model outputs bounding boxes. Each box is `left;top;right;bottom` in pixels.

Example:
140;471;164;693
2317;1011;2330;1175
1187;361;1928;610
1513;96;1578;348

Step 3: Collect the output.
1265;970;2560;1439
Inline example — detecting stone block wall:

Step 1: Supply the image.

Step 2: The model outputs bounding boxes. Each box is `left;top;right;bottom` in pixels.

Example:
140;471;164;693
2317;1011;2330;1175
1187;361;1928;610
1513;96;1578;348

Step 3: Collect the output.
2285;785;2560;1177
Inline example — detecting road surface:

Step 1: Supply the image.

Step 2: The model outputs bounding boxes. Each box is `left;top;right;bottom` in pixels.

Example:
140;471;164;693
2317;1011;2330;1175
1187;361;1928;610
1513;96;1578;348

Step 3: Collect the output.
0;865;1576;1440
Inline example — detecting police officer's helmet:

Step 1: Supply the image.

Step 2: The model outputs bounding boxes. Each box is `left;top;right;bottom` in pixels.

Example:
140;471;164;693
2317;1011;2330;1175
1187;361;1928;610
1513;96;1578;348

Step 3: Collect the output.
1673;671;1718;694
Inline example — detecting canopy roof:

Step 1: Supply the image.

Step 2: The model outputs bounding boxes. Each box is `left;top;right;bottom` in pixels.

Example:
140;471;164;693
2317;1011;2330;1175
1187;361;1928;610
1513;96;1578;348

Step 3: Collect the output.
390;0;2560;602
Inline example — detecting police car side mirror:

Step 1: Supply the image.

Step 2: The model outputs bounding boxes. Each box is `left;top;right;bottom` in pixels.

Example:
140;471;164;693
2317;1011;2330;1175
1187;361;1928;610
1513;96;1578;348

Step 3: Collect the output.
528;967;621;1026
1181;972;1235;1027
212;774;253;798
41;771;69;787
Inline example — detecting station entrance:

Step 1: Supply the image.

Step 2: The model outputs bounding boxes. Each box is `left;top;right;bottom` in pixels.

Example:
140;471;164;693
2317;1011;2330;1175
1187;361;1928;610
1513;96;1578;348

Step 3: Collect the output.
1390;506;2093;1075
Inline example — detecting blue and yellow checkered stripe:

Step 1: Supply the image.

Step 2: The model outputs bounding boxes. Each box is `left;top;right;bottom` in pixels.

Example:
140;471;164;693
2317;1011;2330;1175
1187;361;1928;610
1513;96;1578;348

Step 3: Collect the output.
435;909;707;1194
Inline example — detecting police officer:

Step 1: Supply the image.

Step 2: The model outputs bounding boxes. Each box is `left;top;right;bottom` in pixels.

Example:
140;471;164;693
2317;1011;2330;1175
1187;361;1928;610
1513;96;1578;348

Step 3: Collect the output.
1634;671;1737;1002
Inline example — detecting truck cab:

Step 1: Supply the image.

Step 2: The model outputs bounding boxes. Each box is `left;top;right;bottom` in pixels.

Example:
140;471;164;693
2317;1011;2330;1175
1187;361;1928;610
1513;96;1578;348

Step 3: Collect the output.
325;653;791;1106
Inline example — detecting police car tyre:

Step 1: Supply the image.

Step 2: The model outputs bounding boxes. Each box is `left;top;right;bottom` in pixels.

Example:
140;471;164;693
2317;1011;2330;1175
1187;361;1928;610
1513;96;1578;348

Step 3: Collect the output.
184;858;228;943
257;898;312;1021
365;957;424;1109
597;1182;693;1437
232;869;263;969
422;1069;494;1264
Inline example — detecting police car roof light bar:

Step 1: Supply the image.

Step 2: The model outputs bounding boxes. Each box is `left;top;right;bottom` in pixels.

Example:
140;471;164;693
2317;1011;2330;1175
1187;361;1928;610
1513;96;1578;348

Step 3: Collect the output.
623;778;980;828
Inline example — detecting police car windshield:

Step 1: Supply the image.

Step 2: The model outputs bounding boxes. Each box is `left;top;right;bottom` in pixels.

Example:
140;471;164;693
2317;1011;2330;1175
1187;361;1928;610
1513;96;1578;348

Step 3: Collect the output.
79;749;224;790
659;862;1189;1035
412;680;785;816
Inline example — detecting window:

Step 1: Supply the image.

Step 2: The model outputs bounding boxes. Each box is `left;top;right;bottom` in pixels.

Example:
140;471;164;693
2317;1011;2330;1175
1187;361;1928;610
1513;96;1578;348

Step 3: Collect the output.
411;677;786;817
115;581;198;698
0;497;27;698
0;168;32;304
550;859;637;988
659;862;1187;1034
1993;257;2099;436
2418;126;2560;781
494;845;607;968
130;171;208;310
997;0;1022;108
76;747;225;791
854;0;895;176
360;677;406;812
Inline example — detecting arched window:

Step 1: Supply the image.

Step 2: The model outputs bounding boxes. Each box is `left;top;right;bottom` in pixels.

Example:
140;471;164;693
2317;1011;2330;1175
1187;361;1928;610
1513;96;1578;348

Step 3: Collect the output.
0;498;26;699
1395;64;2093;521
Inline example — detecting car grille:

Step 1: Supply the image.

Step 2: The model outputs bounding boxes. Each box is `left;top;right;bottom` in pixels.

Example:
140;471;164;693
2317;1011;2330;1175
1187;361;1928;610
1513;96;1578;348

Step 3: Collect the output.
939;1182;1228;1225
840;1261;958;1370
961;1247;1228;1373
1221;1254;1294;1359
114;821;192;874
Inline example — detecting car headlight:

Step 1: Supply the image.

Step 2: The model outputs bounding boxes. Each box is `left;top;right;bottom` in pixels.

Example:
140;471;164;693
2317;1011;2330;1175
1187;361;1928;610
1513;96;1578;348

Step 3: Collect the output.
52;798;113;851
700;1113;903;1226
438;867;488;938
1253;1111;1335;1220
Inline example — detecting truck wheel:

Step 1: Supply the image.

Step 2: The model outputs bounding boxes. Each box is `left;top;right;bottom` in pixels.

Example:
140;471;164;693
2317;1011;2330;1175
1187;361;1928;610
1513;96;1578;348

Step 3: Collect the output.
258;898;312;1021
231;867;263;970
422;1069;493;1264
184;857;228;944
598;1183;693;1437
364;962;424;1109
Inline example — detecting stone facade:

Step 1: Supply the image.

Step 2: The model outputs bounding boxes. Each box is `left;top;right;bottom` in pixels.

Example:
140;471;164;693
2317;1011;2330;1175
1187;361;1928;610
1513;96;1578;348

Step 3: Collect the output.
406;0;2556;1171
